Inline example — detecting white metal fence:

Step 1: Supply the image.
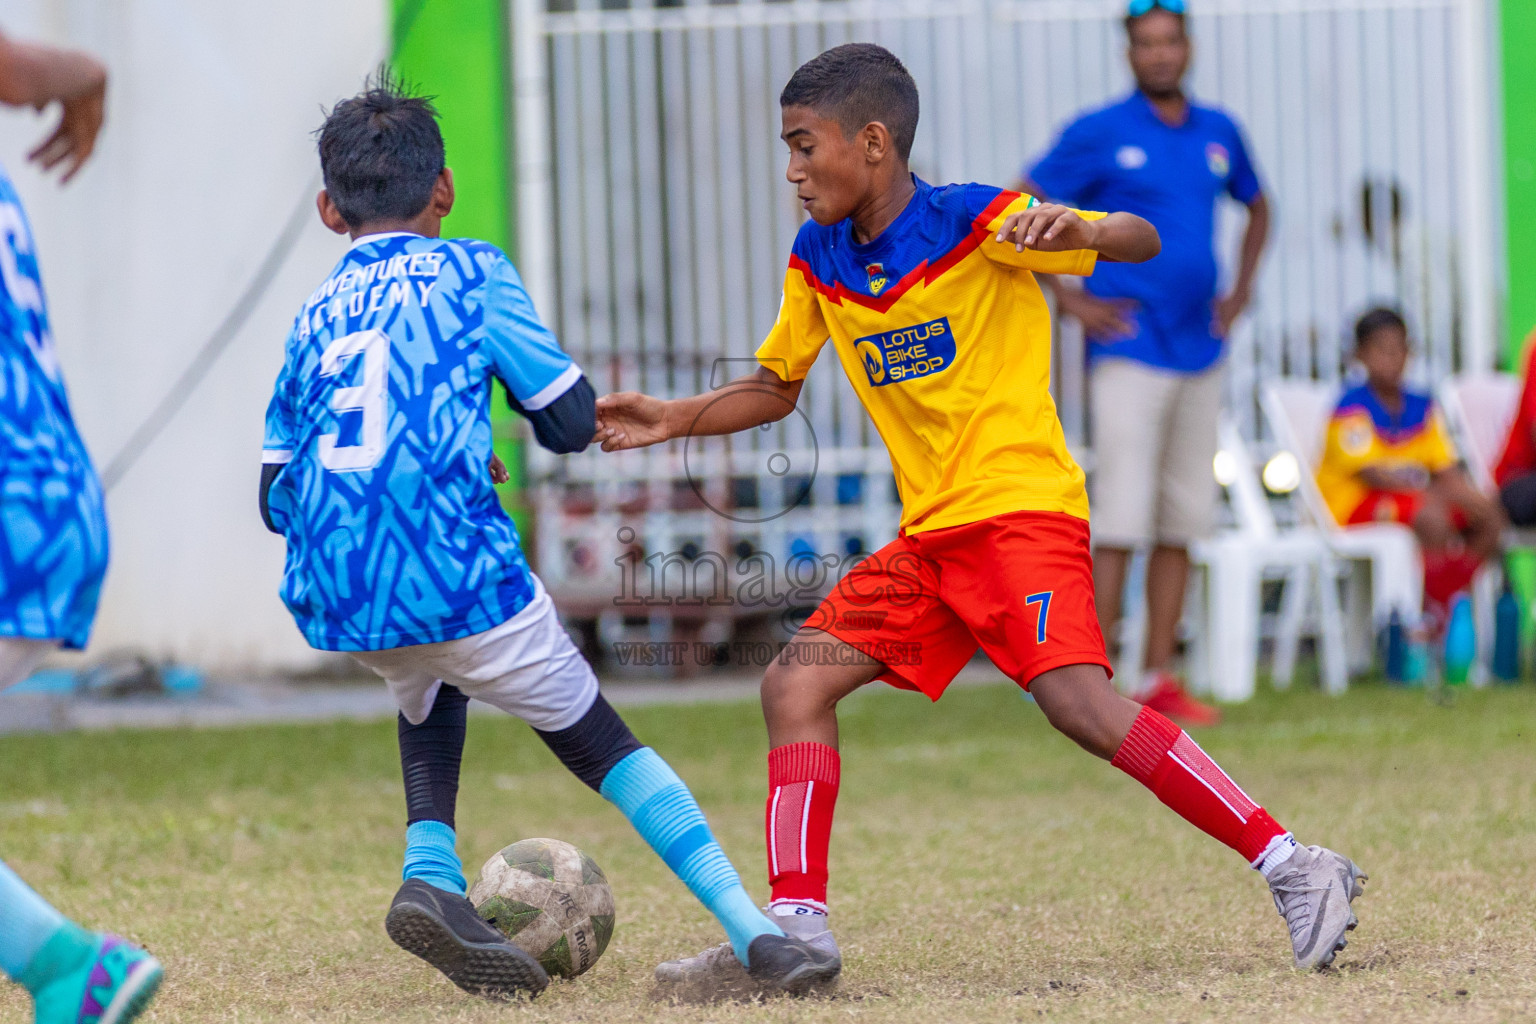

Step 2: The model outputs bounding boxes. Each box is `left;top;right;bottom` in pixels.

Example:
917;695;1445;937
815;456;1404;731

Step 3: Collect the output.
510;0;1498;635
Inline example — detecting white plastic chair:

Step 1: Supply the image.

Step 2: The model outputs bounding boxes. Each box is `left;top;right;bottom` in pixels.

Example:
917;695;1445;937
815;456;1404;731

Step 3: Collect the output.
1261;381;1423;673
1437;373;1532;672
1182;418;1348;701
1437;373;1521;492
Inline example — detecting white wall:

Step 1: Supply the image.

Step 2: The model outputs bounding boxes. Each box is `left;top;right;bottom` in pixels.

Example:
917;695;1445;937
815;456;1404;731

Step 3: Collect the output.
0;0;387;672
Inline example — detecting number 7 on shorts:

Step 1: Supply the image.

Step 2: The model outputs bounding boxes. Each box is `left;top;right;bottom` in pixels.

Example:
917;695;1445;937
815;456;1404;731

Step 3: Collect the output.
1025;591;1053;644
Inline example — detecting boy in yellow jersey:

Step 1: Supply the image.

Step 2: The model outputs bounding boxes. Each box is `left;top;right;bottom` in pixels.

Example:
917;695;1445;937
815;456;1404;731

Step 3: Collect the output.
1316;307;1505;621
596;44;1365;990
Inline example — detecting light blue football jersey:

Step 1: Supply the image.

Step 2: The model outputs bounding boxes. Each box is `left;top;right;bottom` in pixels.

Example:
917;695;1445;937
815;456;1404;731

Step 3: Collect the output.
0;164;109;651
263;232;579;651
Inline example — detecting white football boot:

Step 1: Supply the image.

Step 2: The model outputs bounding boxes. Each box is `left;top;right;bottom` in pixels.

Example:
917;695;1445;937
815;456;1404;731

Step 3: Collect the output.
1266;845;1368;969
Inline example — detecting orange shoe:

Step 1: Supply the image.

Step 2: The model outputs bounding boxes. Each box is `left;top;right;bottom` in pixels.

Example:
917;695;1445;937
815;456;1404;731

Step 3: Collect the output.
1134;672;1221;728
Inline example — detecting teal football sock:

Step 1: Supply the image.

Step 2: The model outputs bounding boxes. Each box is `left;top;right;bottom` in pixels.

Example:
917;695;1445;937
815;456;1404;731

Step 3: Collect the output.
600;747;781;964
0;860;92;992
403;820;467;896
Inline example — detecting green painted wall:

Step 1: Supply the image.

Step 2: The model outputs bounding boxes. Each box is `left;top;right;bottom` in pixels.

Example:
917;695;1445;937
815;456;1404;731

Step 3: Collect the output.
1503;0;1536;366
391;0;527;535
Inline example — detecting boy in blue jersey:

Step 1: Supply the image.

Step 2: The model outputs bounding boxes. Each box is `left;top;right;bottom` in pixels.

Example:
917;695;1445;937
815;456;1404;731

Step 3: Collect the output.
260;76;836;1000
0;29;163;1024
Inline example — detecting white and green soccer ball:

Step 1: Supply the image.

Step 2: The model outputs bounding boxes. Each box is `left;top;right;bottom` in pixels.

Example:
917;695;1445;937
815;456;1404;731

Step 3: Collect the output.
469;838;616;978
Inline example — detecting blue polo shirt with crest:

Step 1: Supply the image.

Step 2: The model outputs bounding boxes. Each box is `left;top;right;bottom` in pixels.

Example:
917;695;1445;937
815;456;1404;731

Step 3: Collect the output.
1028;91;1262;374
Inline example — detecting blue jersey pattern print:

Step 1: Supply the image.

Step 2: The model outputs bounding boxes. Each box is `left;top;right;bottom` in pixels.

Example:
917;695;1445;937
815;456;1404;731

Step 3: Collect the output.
263;233;579;651
0;165;109;650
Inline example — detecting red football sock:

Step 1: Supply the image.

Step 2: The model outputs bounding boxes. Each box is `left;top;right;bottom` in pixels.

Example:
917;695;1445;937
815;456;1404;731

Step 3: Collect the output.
1423;550;1482;609
766;742;840;907
1111;706;1286;865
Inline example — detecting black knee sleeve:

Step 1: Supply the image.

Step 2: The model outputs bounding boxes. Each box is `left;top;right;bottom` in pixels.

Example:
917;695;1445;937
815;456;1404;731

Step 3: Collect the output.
398;682;468;827
1502;473;1536;527
534;692;642;792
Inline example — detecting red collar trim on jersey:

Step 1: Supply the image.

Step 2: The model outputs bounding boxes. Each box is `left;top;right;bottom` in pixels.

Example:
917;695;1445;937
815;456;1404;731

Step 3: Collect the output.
787;191;1018;313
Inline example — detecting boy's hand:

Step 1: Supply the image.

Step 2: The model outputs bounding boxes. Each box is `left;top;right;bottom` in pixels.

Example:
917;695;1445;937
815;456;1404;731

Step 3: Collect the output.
995;203;1100;253
488;454;510;485
0;34;108;183
1212;283;1253;337
29;74;104;182
595;392;670;451
1057;288;1138;340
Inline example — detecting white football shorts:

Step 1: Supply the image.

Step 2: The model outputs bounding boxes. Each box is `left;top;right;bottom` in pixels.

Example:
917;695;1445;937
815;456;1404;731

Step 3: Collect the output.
0;637;58;692
349;575;599;731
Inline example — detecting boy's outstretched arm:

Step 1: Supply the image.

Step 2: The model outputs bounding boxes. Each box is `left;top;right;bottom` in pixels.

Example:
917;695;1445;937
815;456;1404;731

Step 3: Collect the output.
0;29;106;181
596;366;803;452
995;204;1160;264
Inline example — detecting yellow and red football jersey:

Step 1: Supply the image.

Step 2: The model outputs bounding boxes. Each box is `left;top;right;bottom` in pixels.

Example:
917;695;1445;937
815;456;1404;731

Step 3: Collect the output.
1314;383;1458;525
757;179;1101;533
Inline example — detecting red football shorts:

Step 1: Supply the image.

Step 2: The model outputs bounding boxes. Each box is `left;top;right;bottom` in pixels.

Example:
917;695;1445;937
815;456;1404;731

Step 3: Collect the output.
1346;488;1467;529
802;510;1110;699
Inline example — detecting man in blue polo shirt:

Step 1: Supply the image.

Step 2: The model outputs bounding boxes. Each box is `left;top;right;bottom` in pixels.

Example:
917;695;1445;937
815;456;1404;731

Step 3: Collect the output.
1023;0;1269;726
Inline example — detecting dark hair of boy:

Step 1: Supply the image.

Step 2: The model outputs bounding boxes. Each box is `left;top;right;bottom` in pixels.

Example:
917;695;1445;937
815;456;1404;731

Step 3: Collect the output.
1355;306;1408;348
778;43;920;161
316;69;444;229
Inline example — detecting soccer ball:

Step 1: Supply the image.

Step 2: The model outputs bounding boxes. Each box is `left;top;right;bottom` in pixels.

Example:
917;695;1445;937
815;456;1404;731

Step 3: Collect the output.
469;838;615;978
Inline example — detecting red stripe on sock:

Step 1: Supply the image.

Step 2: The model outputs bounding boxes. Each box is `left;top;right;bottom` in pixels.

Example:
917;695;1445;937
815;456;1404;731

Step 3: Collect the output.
1113;707;1285;864
766;742;840;905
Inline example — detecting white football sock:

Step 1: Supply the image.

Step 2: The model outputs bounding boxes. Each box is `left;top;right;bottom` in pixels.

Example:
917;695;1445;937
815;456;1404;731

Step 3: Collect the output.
768;898;828;918
1256;833;1300;878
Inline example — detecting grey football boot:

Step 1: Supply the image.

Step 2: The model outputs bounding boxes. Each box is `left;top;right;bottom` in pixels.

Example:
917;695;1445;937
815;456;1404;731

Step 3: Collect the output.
1266;845;1368;969
652;941;752;1002
652;908;840;1002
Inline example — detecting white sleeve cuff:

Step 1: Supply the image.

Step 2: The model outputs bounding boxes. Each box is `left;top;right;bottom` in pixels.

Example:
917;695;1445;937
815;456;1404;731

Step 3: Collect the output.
262;449;294;464
520;363;583;412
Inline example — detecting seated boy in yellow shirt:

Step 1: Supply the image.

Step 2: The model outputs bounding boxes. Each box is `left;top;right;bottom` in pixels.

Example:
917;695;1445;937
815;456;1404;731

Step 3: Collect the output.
1316;307;1505;616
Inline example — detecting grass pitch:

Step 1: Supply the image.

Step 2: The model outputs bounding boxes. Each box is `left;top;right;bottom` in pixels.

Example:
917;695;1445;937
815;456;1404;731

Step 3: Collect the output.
3;679;1536;1022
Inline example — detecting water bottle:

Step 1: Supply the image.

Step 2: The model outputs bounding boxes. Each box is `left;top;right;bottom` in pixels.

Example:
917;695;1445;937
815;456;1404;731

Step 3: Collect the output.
1494;578;1522;683
1406;614;1431;684
1443;593;1476;686
1404;622;1429;688
1384;609;1407;684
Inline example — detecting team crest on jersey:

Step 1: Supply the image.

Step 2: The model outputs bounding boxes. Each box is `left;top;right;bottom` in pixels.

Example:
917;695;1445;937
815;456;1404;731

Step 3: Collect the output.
1206;142;1231;179
853;317;956;388
865;262;888;296
1339;413;1374;457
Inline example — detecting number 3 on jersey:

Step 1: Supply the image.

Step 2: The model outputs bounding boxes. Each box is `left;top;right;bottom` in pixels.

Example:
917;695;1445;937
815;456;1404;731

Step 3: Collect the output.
319;328;390;472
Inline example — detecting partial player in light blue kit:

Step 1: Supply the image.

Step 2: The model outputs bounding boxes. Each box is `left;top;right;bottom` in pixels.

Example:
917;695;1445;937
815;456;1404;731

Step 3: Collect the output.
0;28;163;1024
259;74;837;1001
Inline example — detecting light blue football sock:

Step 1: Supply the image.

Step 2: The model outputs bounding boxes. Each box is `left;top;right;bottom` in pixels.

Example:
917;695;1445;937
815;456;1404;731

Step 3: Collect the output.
600;747;781;964
0;859;92;992
403;821;467;896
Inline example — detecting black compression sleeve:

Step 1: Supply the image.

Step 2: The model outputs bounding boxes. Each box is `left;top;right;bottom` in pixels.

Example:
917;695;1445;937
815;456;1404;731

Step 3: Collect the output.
534;692;642;792
399;683;469;827
516;376;596;455
259;463;283;534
